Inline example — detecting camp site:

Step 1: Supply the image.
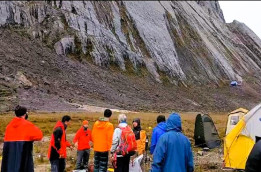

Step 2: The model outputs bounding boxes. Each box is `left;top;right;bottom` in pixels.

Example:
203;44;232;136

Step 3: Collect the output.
1;0;261;172
0;104;261;171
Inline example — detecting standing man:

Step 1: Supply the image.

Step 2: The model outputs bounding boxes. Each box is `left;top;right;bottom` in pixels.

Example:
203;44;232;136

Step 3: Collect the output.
151;113;194;172
73;120;92;170
1;105;43;172
150;115;166;154
92;109;114;172
48;115;73;172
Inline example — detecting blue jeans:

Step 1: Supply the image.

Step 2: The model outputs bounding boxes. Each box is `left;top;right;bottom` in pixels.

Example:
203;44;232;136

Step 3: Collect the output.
50;158;65;172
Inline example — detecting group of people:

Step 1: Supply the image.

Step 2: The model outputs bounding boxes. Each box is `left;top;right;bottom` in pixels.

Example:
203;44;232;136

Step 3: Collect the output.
1;105;195;172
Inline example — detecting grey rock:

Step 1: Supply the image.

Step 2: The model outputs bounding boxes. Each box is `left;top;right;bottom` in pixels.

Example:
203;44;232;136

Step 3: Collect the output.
15;71;33;89
54;37;75;55
0;1;260;85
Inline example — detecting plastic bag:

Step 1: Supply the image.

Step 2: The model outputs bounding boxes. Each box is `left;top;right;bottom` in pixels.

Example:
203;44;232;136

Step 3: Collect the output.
129;154;143;172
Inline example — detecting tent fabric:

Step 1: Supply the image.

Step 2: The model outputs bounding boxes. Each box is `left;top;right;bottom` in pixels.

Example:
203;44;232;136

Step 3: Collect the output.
224;103;261;170
224;119;255;169
194;114;221;149
242;104;261;142
226;108;248;135
230;108;248;114
230;81;238;86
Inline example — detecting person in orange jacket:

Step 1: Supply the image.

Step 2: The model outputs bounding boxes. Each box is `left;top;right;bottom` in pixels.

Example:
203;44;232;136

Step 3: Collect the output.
73;120;92;170
48;115;73;172
1;105;43;172
92;109;114;172
132;118;147;155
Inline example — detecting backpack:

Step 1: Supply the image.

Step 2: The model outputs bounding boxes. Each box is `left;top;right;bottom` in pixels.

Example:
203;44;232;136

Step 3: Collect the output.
117;126;137;156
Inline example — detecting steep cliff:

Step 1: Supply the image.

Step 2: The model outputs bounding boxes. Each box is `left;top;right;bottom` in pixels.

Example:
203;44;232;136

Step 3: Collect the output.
0;1;260;111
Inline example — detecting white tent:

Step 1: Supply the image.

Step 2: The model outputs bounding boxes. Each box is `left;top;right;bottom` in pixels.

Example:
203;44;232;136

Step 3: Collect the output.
241;103;261;142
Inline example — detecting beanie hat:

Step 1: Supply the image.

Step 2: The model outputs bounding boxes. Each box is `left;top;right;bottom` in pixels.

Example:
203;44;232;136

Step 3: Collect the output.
15;105;27;117
82;120;88;125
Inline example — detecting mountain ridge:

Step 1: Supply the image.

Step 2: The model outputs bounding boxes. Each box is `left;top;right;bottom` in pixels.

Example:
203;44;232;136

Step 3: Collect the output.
0;1;260;112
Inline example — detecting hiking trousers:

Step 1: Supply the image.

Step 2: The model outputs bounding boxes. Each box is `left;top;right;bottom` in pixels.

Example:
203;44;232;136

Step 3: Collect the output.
50;158;65;172
94;151;108;172
76;149;90;170
114;155;130;172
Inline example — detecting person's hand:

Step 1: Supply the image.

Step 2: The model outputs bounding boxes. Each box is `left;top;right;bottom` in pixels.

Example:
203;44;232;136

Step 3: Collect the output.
110;153;115;163
130;155;135;166
69;145;74;151
74;142;78;149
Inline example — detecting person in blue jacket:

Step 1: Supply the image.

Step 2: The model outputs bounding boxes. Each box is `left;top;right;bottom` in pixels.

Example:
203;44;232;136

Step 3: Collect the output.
150;115;166;154
151;113;194;172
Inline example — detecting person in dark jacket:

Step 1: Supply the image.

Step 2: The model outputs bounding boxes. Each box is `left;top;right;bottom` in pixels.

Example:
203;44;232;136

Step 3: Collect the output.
48;115;73;172
1;105;43;172
245;139;261;172
133;118;147;155
150;115;166;154
151;113;194;172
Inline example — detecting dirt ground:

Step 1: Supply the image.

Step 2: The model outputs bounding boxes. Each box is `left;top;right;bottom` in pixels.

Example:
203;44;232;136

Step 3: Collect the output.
0;111;230;172
1;28;261;113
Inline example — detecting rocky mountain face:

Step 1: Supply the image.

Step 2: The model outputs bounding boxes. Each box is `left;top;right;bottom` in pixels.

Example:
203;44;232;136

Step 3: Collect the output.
0;1;260;112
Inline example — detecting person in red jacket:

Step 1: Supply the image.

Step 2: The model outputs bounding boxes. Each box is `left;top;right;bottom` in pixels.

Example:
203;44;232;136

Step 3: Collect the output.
73;120;92;170
1;105;43;172
48;115;73;172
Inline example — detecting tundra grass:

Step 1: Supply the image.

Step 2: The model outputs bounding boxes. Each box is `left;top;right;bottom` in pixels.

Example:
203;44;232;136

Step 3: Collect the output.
0;111;227;171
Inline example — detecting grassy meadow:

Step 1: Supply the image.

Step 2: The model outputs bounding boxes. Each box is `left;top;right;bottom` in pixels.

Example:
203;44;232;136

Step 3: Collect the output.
0;111;228;171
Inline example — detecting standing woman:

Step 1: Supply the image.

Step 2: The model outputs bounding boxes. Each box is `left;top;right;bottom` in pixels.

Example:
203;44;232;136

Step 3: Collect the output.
132;118;147;155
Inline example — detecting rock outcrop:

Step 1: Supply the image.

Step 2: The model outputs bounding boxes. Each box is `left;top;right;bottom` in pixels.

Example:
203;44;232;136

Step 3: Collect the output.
0;1;261;85
0;1;261;112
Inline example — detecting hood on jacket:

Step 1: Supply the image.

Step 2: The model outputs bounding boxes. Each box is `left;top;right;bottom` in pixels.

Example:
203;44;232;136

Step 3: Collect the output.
133;118;142;140
166;113;182;132
133;118;141;130
157;122;167;131
118;122;128;128
8;117;25;128
96;118;111;129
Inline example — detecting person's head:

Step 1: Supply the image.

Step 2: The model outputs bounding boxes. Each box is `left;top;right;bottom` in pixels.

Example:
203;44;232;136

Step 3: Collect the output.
82;120;88;128
132;118;141;128
14;105;27;118
157;115;166;124
62;115;71;126
166;113;181;132
104;109;112;118
118;114;127;123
